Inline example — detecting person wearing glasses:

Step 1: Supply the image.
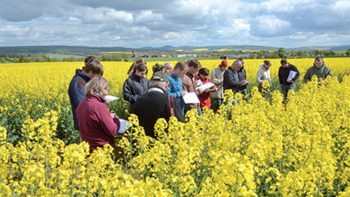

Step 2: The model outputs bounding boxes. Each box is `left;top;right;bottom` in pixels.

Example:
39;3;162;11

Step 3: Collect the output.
68;57;104;132
123;63;149;114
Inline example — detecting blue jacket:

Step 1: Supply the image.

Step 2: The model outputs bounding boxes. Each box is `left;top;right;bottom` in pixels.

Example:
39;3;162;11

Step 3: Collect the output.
68;69;91;130
166;73;185;114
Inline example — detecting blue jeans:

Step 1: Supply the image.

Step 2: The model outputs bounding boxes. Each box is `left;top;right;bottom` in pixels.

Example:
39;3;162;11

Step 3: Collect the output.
281;83;295;101
197;107;203;116
239;89;248;100
216;98;223;107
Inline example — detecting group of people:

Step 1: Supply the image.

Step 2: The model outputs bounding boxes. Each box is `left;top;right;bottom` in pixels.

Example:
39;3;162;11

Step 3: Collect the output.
68;56;333;155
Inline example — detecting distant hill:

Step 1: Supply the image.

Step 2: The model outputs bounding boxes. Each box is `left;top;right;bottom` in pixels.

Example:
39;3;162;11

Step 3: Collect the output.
140;45;175;50
0;44;349;55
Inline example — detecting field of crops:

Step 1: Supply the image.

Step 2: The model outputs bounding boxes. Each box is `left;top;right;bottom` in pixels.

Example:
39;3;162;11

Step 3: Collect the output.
1;58;350;196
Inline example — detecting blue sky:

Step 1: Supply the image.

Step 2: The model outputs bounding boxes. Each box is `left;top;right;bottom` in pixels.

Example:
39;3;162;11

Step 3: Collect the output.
0;0;349;48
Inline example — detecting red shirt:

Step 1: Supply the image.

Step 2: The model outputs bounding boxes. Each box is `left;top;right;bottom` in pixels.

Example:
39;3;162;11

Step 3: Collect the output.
76;94;120;153
194;75;217;110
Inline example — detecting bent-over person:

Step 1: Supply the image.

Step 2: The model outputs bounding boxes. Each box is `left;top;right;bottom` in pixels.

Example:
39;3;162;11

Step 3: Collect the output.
134;72;185;138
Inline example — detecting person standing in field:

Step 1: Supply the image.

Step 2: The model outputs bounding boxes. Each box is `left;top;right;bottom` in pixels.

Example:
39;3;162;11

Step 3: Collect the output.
182;59;204;115
68;57;104;131
224;59;248;95
123;63;149;114
76;76;120;154
195;68;217;111
210;59;228;112
278;59;300;102
304;56;333;83
127;59;147;77
237;58;250;99
256;60;272;99
166;61;189;115
164;62;173;74
134;72;185;138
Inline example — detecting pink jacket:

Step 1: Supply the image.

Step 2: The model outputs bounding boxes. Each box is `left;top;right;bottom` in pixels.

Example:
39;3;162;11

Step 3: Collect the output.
76;94;120;153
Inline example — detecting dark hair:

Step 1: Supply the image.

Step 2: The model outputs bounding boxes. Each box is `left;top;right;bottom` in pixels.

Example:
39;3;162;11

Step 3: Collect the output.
188;59;202;68
84;59;104;76
152;63;165;73
127;59;147;75
315;56;323;62
198;68;209;76
134;63;148;74
85;56;95;64
264;60;271;66
280;59;288;64
238;57;244;61
174;61;188;71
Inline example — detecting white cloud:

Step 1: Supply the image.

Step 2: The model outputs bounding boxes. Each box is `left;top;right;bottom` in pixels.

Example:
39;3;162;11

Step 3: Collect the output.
0;0;349;48
79;7;133;24
250;15;291;37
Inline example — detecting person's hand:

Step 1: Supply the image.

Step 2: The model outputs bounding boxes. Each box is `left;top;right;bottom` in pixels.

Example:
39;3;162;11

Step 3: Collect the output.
111;113;119;118
181;90;188;96
105;99;113;105
203;88;210;93
287;79;293;83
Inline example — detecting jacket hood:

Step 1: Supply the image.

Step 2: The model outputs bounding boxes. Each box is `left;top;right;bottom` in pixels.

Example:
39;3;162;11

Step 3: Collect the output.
148;85;167;94
259;63;268;70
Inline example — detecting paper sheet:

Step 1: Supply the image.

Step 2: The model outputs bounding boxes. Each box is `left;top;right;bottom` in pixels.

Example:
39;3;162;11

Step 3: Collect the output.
287;71;297;81
182;92;200;104
104;95;119;101
196;82;215;91
118;119;130;134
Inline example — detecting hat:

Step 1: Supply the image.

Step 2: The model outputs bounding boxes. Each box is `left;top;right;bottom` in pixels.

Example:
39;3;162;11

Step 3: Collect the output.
151;71;169;83
221;59;228;67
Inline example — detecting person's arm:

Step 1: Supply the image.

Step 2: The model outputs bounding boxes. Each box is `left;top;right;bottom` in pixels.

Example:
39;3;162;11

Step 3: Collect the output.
166;81;182;98
182;77;190;92
123;79;139;103
326;67;333;79
256;70;264;84
210;69;222;85
99;106;120;137
72;84;86;108
304;69;311;83
225;72;242;88
278;67;282;84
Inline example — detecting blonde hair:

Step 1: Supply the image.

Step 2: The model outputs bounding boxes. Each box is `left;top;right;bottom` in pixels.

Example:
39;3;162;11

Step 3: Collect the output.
85;76;109;97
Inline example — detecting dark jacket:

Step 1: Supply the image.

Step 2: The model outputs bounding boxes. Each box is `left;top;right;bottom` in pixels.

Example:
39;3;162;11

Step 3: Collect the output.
68;69;91;130
304;63;333;83
123;73;149;114
278;64;300;85
76;94;120;153
223;67;243;93
134;86;185;138
237;66;247;90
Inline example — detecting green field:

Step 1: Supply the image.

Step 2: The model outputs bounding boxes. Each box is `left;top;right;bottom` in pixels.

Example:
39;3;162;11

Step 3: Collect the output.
126;56;220;62
46;54;86;61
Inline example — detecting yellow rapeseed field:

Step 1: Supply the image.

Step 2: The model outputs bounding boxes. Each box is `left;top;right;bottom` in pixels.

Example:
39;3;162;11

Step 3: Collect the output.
0;58;350;196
